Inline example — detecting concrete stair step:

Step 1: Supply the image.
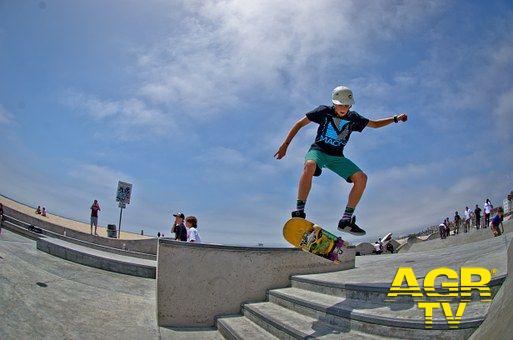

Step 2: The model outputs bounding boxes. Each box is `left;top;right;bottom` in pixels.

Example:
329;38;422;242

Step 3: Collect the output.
216;315;278;340
268;287;486;338
291;275;506;304
243;301;389;339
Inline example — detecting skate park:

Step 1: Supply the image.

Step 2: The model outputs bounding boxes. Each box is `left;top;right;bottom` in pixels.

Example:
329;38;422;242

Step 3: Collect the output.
2;1;513;339
1;194;512;339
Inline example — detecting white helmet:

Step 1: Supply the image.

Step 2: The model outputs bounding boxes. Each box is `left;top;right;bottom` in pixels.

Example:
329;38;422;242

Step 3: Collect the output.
332;85;355;106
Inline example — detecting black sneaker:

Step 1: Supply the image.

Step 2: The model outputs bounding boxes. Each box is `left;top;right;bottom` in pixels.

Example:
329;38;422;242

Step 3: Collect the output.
338;216;366;236
291;210;306;219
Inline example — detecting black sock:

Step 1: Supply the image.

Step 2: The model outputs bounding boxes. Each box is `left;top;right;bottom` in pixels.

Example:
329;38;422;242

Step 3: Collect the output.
296;200;306;211
342;206;354;221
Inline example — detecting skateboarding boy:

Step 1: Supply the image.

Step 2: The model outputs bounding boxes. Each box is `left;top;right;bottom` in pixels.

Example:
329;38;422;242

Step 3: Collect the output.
275;85;407;235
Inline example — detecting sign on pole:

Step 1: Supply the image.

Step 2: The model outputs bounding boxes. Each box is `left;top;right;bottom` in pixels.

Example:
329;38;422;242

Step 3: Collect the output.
115;181;132;238
116;181;132;205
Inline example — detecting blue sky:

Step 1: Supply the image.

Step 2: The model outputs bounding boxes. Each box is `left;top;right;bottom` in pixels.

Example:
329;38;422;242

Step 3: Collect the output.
1;0;512;246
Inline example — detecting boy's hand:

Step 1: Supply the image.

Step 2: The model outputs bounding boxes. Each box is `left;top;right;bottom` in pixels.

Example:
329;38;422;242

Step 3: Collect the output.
274;143;288;159
397;113;408;122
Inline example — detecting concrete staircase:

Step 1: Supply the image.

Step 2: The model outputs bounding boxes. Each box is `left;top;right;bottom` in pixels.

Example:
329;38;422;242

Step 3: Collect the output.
216;225;512;339
217;276;491;339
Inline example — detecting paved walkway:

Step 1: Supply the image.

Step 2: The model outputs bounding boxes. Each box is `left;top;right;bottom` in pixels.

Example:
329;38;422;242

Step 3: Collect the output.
0;229;221;339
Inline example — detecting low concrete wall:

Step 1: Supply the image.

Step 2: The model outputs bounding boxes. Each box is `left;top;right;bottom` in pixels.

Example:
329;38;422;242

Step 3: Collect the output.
156;239;355;327
37;238;156;278
470;234;513;339
3;206;158;255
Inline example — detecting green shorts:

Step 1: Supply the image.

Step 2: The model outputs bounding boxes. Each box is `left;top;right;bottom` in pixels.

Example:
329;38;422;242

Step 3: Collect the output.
305;149;362;183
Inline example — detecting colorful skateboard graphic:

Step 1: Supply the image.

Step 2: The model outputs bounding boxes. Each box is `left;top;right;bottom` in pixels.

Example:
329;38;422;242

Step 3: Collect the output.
283;217;345;263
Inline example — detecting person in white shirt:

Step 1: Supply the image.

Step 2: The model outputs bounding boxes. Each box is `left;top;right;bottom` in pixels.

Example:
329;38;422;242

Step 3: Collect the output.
464;207;472;233
484;199;493;229
185;215;202;243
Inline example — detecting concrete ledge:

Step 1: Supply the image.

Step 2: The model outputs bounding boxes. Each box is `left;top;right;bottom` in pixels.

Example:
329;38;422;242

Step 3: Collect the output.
3;215;156;260
156;239;355;327
1;220;43;241
37;237;156;278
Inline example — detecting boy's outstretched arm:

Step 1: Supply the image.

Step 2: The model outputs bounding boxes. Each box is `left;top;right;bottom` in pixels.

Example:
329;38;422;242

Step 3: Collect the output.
367;113;408;128
274;116;311;159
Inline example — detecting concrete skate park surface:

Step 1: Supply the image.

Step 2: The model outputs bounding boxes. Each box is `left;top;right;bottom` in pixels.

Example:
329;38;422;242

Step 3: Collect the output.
0;229;221;339
1;199;512;339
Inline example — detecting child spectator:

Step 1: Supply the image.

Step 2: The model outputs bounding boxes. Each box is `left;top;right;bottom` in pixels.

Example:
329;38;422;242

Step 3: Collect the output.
185;216;202;243
35;206;41;214
484;199;493;228
90;200;101;236
490;207;504;236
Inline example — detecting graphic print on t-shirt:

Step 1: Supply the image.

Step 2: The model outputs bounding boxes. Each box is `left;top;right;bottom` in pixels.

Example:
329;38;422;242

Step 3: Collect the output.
306;105;369;156
320;117;351;147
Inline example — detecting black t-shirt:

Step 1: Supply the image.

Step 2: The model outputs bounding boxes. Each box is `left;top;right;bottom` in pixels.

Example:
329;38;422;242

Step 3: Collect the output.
474;207;481;218
306;105;369;156
173;223;187;241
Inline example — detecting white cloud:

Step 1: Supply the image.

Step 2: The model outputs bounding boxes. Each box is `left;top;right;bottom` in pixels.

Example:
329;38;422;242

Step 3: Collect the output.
136;1;444;116
0;104;14;125
493;87;513;138
63;91;173;139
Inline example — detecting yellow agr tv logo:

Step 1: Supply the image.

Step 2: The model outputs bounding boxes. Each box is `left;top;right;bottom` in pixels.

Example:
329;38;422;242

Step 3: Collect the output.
386;267;495;328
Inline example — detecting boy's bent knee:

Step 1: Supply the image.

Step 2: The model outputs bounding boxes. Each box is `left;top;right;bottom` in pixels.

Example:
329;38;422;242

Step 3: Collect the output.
351;171;367;184
303;160;317;175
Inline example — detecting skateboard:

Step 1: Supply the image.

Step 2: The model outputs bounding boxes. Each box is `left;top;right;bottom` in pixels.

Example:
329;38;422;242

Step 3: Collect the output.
283;217;346;263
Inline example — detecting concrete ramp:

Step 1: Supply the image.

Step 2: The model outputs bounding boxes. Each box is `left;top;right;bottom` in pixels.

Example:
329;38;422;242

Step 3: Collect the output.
470;235;513;339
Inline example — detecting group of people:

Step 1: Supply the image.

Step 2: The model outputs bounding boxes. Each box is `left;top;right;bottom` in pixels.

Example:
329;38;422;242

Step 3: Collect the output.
35;205;48;217
170;212;201;243
88;199;202;242
439;198;505;238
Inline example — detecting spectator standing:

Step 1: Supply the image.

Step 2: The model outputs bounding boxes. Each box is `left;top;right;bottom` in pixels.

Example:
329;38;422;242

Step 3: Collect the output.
172;212;187;242
185;216;202;243
90;200;101;236
157;232;161;238
453;212;461;234
490;207;504;236
474;204;482;229
0;203;3;234
464;207;471;233
484;199;493;228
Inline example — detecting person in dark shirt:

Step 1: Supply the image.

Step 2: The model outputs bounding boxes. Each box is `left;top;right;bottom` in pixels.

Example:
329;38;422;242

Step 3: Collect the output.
275;85;407;236
490;207;504;236
90;200;101;236
474;205;482;229
172;212;187;241
453;212;461;234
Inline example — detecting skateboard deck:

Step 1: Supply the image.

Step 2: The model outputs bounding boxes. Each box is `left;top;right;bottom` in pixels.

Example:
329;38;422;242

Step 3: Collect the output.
283;217;345;263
